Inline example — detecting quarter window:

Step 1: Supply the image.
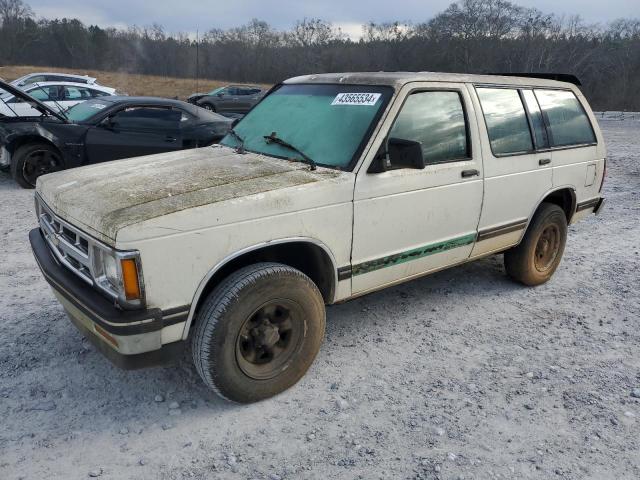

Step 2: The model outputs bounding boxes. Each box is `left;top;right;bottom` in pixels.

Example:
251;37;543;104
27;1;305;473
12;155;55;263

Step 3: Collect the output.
534;89;596;147
388;91;469;164
477;88;533;155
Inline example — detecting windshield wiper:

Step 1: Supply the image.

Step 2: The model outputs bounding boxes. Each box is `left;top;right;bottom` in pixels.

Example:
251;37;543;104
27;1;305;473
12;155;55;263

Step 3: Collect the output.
263;132;316;171
227;128;246;154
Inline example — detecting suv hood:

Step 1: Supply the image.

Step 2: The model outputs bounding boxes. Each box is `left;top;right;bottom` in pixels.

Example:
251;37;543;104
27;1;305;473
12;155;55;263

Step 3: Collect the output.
0;79;68;122
36;146;347;244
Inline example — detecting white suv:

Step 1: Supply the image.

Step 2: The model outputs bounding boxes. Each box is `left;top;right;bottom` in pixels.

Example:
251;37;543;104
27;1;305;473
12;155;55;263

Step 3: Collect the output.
30;72;606;402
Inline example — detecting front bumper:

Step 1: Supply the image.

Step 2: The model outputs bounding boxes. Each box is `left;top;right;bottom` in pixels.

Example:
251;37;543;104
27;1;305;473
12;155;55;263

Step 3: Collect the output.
30;228;187;369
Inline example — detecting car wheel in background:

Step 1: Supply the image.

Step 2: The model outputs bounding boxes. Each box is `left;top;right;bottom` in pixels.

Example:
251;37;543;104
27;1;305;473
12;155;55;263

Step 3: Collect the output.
192;262;326;403
10;143;63;189
504;203;568;286
201;103;216;112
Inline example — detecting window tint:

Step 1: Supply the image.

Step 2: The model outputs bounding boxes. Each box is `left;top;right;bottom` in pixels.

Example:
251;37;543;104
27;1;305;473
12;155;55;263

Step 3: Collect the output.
477;88;533;155
388;91;469;164
521;90;549;149
534;89;595;147
111;107;181;130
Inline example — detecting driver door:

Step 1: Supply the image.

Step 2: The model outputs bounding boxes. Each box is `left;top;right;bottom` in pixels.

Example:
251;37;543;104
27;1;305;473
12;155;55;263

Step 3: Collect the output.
85;106;183;164
351;83;484;294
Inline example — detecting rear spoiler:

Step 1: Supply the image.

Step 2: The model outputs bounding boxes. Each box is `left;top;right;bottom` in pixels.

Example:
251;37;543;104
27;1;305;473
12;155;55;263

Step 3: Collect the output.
489;73;582;86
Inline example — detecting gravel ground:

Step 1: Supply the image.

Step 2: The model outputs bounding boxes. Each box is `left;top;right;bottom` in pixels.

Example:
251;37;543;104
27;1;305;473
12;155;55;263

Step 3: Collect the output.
1;119;639;480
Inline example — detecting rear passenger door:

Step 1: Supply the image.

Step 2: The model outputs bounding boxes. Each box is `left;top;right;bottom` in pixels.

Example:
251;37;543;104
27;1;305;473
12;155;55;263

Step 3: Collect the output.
351;83;484;294
470;86;553;257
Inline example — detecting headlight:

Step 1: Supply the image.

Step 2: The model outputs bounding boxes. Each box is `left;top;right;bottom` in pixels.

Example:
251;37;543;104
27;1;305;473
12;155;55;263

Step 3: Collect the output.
92;246;144;308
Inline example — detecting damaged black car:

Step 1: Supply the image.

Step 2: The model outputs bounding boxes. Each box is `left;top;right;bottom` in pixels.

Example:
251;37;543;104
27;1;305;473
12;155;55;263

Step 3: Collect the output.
0;80;232;188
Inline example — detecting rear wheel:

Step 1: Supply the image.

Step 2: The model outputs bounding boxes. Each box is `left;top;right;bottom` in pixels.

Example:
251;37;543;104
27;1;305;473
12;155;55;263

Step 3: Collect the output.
10;143;63;189
504;203;567;286
192;263;326;403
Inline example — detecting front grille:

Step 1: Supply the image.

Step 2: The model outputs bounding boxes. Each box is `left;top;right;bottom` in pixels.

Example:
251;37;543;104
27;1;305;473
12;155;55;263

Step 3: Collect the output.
36;195;96;285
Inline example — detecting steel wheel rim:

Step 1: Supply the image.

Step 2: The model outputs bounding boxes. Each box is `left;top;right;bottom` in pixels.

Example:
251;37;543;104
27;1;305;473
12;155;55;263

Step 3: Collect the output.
534;224;560;272
235;299;305;380
22;149;61;186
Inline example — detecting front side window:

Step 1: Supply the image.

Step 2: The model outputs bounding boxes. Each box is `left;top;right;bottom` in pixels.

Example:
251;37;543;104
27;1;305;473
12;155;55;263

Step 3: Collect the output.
111;107;181;130
221;84;393;170
26;85;60;102
477;88;533;156
388;90;469;164
534;89;596;147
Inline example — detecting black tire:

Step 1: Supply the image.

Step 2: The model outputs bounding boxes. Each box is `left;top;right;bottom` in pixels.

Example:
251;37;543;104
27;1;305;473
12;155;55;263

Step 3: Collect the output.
10;142;63;189
201;102;216;112
504;203;568;286
192;262;326;403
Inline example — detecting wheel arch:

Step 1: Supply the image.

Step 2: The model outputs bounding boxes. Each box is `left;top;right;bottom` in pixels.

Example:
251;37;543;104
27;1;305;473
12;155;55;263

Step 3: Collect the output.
181;238;338;340
529;186;577;227
7;135;64;165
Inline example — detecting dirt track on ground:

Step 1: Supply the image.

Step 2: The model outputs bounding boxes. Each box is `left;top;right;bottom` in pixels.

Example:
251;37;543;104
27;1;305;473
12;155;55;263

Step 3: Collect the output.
0;120;639;479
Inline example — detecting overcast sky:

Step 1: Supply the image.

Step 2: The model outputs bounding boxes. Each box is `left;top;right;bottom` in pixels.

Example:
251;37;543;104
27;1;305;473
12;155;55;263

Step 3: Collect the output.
29;0;639;39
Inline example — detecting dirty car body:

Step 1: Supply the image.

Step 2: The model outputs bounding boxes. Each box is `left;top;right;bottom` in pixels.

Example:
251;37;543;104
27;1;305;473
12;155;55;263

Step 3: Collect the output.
30;72;606;402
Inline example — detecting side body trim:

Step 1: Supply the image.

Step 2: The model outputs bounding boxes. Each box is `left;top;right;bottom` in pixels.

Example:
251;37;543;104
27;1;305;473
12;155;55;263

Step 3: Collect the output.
477;218;528;242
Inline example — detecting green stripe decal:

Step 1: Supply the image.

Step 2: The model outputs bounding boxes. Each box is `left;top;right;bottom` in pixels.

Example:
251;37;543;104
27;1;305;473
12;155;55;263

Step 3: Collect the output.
352;233;477;276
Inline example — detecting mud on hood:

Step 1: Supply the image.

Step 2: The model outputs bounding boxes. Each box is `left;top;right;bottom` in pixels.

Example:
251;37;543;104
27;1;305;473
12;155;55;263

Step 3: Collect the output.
36;146;343;244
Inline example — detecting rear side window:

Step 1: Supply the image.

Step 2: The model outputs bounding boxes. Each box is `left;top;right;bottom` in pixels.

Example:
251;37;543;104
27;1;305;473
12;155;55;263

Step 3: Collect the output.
534;89;596;147
389;90;469;164
477;88;533;155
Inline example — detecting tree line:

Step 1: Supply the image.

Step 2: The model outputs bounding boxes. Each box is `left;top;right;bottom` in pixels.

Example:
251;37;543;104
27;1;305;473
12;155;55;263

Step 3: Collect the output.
1;0;639;110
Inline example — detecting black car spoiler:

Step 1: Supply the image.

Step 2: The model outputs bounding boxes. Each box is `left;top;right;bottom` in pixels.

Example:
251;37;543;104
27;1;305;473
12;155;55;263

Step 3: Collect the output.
0;79;69;122
489;73;582;86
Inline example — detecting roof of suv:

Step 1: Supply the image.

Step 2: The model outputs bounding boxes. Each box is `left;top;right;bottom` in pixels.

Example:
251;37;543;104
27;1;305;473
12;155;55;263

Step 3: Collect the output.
284;72;576;90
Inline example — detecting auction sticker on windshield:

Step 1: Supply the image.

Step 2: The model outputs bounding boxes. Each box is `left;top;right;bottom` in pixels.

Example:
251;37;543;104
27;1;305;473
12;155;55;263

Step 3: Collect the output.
331;93;381;106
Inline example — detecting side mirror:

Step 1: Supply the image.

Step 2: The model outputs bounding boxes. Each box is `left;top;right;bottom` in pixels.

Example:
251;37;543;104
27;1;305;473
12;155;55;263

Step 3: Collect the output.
100;117;116;130
217;92;224;98
368;138;425;173
388;138;425;170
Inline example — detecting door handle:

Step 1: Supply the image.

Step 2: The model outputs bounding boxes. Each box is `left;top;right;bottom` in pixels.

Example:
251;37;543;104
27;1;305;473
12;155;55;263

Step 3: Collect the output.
539;158;551;166
461;169;480;178
165;136;177;143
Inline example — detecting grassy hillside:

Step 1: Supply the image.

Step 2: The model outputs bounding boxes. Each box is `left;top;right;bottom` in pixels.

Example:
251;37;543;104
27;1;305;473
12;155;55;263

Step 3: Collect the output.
0;66;268;100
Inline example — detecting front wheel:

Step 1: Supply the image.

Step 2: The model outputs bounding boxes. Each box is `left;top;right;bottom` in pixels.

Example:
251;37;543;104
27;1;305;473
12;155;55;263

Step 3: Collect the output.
192;263;326;403
10;143;63;189
504;203;568;286
201;102;216;112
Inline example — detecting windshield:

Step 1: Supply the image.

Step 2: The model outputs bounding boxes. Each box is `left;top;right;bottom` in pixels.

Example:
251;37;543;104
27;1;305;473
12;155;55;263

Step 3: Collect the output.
220;84;393;170
208;87;225;95
66;99;110;122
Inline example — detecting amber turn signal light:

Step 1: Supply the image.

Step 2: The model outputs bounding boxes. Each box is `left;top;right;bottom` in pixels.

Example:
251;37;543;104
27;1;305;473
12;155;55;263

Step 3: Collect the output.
121;258;141;300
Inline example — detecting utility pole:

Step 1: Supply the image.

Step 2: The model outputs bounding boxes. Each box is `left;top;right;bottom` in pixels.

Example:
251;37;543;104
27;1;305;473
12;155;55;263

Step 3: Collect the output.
195;28;200;92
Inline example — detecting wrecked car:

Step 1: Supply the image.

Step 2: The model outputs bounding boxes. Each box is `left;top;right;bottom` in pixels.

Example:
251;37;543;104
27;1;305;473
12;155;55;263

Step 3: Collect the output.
0;80;232;187
30;72;605;403
187;85;266;115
